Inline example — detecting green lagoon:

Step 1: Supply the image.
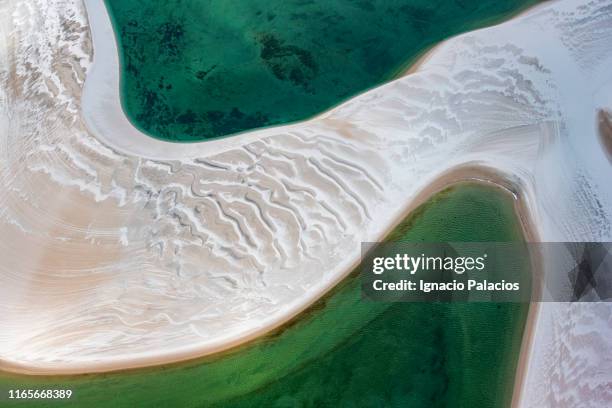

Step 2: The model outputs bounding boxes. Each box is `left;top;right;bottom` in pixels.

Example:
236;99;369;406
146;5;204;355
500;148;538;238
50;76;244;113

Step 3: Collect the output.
0;184;529;407
105;0;538;141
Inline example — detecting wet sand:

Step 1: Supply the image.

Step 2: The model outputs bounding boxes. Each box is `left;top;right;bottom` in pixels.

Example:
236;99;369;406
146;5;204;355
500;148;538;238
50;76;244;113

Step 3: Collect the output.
598;109;612;164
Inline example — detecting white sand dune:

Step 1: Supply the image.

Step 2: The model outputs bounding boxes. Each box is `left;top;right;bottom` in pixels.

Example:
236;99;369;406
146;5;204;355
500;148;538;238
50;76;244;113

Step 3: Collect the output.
1;0;612;405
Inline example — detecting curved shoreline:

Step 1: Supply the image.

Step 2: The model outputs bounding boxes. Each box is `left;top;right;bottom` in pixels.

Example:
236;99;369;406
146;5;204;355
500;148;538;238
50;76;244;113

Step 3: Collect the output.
2;0;551;375
0;164;540;377
91;0;541;146
71;0;548;377
81;0;547;159
81;0;285;160
2;5;612;408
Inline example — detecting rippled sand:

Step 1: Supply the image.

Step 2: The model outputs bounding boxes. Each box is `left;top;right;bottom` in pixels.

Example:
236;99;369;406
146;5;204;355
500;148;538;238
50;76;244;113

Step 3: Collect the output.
1;0;612;406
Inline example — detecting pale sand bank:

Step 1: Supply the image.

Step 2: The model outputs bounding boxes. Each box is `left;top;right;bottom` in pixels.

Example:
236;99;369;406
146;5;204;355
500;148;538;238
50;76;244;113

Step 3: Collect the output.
400;1;552;78
2;4;612;408
0;164;540;376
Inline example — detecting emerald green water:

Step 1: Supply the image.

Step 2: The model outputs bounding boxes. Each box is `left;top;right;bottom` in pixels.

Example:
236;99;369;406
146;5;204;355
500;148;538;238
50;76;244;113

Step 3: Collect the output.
0;184;529;407
105;0;538;141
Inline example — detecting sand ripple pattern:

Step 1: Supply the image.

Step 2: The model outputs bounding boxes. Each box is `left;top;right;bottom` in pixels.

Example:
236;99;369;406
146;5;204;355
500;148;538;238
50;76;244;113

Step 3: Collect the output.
1;1;612;405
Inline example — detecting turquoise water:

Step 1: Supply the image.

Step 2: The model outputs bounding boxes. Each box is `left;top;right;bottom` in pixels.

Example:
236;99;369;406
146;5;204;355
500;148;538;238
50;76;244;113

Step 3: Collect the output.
104;0;538;141
0;184;529;407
